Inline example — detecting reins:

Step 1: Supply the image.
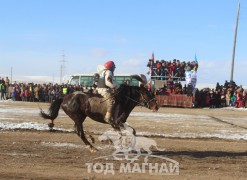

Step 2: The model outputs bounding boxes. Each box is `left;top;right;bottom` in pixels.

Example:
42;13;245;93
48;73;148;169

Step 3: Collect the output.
125;90;155;109
125;95;146;107
100;90;120;103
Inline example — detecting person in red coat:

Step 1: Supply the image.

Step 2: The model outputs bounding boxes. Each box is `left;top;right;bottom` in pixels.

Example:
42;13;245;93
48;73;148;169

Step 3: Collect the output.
234;93;243;108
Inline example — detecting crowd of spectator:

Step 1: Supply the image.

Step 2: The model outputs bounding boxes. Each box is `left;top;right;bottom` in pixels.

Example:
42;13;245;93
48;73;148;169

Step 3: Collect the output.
152;80;193;96
0;76;96;102
147;58;198;81
195;80;247;108
1;75;246;109
149;79;246;108
146;56;245;108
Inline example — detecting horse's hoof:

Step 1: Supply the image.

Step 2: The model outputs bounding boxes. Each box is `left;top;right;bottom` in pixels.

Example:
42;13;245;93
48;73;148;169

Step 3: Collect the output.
48;123;54;130
87;145;98;153
90;148;98;153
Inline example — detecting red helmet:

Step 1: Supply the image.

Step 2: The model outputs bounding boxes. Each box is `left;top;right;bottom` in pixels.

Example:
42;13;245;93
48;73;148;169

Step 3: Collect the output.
104;61;116;71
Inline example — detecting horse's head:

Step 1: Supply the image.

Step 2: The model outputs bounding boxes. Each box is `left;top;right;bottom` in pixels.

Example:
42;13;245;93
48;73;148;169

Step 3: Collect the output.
117;74;159;112
138;85;159;112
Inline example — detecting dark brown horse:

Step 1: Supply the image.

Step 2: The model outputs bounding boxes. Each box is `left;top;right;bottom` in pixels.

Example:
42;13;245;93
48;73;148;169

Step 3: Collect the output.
40;79;159;152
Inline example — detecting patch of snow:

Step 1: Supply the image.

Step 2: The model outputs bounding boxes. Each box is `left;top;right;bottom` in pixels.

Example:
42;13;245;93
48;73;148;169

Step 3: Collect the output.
137;131;247;141
130;112;210;120
0;122;73;132
203;107;247;111
41;142;112;150
0;117;16;121
41;142;86;148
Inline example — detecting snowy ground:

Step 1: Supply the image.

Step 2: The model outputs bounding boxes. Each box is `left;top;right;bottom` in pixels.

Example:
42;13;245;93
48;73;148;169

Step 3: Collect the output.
1;100;247;141
1;100;247;179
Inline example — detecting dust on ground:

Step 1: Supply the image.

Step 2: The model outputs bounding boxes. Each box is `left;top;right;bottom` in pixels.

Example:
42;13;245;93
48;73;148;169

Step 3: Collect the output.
0;101;247;180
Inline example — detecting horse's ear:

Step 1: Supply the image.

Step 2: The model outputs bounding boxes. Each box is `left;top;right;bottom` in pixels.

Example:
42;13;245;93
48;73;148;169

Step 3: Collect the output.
131;74;143;82
131;74;147;85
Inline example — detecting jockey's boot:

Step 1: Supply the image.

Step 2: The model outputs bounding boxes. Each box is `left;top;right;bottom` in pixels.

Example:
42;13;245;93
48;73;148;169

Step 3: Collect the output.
104;112;112;124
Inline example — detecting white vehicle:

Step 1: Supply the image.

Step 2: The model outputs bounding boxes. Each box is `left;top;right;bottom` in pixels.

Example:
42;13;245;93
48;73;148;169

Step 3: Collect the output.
68;73;142;87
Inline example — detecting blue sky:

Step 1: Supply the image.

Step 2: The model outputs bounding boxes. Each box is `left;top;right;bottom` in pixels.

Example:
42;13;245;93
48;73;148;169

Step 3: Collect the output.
0;0;246;85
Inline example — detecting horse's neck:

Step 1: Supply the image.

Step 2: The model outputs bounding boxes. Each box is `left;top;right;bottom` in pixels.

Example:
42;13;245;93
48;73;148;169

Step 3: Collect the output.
119;89;139;113
124;86;140;101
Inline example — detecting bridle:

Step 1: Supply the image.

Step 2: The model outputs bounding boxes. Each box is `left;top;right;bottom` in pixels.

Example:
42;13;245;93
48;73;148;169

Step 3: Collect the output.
139;91;157;109
125;89;157;109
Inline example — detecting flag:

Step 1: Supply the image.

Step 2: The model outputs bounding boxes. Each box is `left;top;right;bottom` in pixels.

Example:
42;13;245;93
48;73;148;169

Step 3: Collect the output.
194;54;198;64
151;52;154;61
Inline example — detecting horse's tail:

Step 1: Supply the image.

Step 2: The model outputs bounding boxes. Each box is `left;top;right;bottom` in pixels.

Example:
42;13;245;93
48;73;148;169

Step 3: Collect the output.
40;98;63;120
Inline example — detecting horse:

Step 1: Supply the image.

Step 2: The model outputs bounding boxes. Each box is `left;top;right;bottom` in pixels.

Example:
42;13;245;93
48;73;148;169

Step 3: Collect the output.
40;76;159;152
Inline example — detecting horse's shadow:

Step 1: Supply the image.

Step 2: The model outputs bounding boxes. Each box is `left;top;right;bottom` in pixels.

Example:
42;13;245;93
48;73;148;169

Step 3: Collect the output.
152;150;247;158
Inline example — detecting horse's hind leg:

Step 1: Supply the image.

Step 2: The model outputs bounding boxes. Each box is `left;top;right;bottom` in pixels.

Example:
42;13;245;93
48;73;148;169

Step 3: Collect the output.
76;123;98;152
86;133;95;144
74;125;95;143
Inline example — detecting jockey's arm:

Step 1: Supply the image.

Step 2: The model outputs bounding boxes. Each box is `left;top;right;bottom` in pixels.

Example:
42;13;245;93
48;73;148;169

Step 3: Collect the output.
104;71;117;89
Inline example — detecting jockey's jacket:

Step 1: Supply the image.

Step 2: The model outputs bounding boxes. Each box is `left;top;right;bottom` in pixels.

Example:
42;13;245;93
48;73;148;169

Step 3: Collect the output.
97;69;116;89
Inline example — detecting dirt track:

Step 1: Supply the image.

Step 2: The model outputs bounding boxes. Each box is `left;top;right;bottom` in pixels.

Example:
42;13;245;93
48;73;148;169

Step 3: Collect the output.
0;101;247;179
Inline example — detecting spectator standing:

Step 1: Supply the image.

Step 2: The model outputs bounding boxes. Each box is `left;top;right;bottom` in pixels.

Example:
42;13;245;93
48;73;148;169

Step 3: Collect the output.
48;87;54;103
43;86;49;102
55;86;61;99
5;77;10;86
231;92;237;107
205;92;210;107
235;93;243;108
215;90;222;108
12;86;17;101
225;89;231;107
62;85;68;96
236;85;243;95
209;90;216;108
0;81;6;100
224;80;229;88
24;86;30;101
182;84;187;94
20;83;25;101
34;84;39;102
5;77;10;99
38;85;44;102
28;84;34;102
242;91;247;108
220;91;226;107
7;84;13;99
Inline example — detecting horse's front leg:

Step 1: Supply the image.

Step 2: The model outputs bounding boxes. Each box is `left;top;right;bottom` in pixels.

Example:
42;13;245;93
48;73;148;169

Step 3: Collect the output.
115;112;126;127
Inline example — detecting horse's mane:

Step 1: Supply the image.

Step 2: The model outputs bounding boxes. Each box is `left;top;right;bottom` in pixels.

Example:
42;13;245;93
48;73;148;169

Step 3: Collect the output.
118;84;140;94
82;91;102;98
116;84;142;103
81;84;142;99
118;83;141;90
